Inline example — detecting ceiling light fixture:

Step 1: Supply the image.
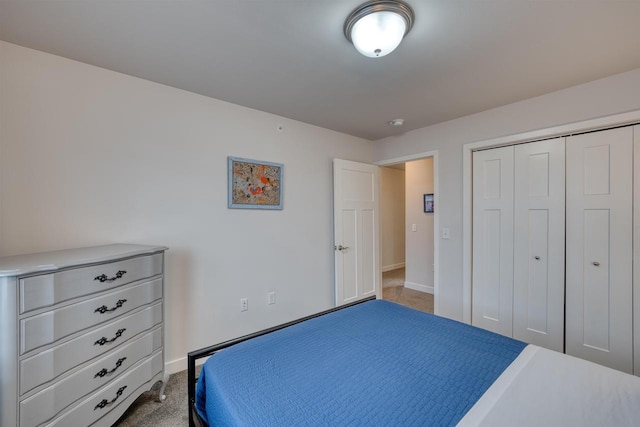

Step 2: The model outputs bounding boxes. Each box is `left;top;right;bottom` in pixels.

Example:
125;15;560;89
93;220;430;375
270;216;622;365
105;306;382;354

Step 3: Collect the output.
344;0;415;58
389;118;405;127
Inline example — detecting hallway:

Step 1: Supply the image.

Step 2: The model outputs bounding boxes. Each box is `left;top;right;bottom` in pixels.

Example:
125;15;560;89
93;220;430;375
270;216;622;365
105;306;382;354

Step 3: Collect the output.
382;268;434;314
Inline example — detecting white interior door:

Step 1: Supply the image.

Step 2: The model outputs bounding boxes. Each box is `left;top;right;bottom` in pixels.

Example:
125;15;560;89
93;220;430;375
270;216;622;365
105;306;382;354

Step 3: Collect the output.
512;138;565;352
566;127;633;373
472;146;514;337
333;159;380;306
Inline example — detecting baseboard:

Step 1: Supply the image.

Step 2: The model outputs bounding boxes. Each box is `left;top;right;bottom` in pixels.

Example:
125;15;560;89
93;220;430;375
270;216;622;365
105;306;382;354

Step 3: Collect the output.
405;281;434;294
165;355;209;375
382;262;405;272
165;356;186;375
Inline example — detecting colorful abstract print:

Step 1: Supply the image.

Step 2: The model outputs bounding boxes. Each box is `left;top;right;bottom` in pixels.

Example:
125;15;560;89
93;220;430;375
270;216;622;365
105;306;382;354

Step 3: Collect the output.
231;160;281;206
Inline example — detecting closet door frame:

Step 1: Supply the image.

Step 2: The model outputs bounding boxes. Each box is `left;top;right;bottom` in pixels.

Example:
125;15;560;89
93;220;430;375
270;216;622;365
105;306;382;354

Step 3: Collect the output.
634;125;640;376
462;110;640;325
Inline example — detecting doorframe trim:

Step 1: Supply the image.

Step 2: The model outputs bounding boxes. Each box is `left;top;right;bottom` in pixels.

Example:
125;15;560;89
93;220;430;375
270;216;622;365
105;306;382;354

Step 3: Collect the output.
462;109;640;324
374;150;440;315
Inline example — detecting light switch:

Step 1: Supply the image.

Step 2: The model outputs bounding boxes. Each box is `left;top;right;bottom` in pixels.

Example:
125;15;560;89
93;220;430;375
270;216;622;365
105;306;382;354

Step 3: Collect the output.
411;224;417;232
442;228;450;239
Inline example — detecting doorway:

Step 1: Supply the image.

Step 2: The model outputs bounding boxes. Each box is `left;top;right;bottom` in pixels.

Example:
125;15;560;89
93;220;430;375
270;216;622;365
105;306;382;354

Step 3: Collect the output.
379;156;436;314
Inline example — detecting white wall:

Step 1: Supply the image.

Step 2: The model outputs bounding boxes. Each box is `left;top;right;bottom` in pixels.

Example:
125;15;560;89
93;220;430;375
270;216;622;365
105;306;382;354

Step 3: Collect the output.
374;67;640;321
380;167;405;271
405;158;434;293
0;42;373;372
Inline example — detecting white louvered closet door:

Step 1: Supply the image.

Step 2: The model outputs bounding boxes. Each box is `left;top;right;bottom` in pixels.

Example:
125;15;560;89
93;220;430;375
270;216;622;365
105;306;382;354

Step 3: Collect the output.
512;138;565;352
566;127;633;374
472;146;514;337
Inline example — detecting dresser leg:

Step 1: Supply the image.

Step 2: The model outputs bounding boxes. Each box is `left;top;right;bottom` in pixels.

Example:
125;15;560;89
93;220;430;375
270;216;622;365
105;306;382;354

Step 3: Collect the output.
157;372;170;402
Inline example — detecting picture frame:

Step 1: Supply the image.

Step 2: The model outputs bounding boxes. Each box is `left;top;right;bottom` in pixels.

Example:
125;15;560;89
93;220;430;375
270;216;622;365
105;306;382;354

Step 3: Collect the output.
424;193;434;213
228;156;283;210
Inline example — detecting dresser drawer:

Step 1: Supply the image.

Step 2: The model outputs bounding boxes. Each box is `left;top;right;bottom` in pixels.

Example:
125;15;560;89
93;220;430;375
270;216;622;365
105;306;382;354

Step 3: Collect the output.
43;350;163;427
21;277;162;354
20;253;163;313
21;302;162;394
19;327;162;427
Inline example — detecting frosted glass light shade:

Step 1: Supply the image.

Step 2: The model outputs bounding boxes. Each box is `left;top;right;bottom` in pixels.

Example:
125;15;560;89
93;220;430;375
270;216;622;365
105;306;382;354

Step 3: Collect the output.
350;11;406;58
344;1;415;59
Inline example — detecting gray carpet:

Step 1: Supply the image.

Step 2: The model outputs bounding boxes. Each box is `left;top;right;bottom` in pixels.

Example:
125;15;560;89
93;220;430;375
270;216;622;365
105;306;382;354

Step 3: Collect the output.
113;369;190;427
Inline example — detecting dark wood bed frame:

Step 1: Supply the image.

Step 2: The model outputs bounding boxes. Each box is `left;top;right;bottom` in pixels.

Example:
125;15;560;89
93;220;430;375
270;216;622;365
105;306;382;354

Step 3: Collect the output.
187;296;376;427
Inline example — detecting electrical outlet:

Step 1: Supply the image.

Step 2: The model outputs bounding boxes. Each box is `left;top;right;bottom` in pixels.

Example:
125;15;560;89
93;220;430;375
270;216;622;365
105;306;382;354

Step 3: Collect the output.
268;291;276;305
411;224;417;232
240;298;248;312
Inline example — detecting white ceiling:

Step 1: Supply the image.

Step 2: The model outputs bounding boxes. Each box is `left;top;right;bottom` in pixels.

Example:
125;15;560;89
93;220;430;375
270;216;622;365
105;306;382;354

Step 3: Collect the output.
1;0;640;141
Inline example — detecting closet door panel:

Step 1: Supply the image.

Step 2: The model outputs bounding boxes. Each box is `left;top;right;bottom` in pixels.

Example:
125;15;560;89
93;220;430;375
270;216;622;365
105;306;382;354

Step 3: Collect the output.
472;146;514;337
566;127;633;374
582;209;611;350
513;138;565;352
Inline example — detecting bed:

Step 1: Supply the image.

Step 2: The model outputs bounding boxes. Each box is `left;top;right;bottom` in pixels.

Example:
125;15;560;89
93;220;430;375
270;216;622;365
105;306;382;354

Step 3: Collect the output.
187;297;640;426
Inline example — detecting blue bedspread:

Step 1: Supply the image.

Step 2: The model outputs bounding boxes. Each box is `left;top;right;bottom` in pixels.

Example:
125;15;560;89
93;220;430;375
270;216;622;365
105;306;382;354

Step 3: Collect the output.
196;300;526;426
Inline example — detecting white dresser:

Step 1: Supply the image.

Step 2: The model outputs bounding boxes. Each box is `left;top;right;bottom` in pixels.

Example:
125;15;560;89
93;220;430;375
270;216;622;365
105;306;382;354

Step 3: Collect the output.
0;244;168;427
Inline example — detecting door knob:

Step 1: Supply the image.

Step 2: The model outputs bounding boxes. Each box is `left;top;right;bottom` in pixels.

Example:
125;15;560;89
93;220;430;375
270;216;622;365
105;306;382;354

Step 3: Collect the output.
593;261;600;267
335;245;349;252
534;256;540;260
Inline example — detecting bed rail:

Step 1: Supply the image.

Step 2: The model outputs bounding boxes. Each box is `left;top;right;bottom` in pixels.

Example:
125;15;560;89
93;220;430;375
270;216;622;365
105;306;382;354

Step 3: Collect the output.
187;295;376;427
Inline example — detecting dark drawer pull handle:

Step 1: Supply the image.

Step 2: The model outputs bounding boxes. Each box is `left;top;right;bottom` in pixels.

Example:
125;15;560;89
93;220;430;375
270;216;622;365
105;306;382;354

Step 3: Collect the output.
94;385;127;410
94;328;126;346
94;270;127;283
94;357;127;378
94;299;127;314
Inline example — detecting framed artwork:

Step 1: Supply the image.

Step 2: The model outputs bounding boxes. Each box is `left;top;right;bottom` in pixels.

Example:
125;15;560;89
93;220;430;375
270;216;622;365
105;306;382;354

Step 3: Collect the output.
228;156;283;209
424;193;434;213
